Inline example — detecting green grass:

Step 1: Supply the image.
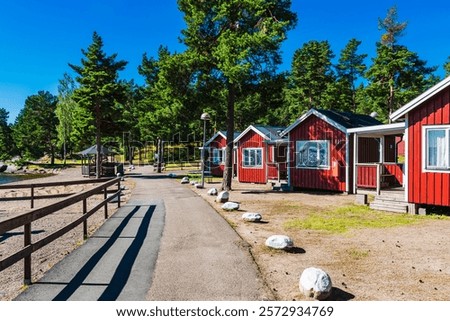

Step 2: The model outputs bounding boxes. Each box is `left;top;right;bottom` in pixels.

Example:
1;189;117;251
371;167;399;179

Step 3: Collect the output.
284;204;448;234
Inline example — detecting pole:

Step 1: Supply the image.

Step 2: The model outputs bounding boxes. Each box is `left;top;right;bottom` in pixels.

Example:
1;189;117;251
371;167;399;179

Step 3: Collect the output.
201;119;207;188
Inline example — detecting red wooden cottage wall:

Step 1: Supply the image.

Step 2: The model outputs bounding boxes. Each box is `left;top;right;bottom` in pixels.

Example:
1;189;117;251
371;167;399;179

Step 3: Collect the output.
208;135;227;177
237;129;275;184
289;115;347;192
407;86;450;207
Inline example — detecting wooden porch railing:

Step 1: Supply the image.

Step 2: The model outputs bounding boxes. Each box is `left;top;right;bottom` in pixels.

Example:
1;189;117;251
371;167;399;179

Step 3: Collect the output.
0;177;121;285
356;163;403;195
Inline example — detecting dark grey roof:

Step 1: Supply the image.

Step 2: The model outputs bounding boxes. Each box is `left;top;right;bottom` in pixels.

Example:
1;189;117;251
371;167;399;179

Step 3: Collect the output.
77;145;115;156
205;131;241;146
315;109;382;128
252;125;286;140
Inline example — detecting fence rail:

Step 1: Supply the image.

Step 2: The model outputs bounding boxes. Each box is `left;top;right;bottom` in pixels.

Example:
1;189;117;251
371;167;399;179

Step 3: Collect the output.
0;177;121;285
0;178;114;208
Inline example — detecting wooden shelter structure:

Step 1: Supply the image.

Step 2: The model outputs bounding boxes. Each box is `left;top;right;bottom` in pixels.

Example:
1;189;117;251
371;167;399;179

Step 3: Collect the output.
77;145;123;177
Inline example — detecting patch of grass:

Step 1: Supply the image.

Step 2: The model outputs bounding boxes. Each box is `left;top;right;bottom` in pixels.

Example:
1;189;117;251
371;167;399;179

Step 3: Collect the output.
284;204;448;234
346;248;370;260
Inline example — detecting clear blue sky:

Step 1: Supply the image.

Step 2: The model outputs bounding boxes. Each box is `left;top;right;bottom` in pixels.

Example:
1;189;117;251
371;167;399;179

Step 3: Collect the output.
1;0;449;124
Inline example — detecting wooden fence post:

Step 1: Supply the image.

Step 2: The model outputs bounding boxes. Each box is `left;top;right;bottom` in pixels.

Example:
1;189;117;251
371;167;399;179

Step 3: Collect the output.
24;223;32;285
104;187;108;219
117;180;121;208
30;186;34;209
83;199;88;240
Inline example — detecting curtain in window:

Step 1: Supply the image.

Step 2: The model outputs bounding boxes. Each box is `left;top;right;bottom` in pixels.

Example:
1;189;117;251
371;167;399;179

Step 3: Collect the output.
427;130;447;168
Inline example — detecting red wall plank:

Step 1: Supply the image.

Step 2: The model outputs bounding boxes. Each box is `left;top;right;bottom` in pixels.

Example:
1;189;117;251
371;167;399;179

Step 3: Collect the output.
408;87;450;206
289;115;347;192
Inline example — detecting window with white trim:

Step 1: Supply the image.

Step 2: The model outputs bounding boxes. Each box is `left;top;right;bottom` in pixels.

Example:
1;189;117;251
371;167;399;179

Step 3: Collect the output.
212;148;226;165
424;126;450;170
296;140;330;169
243;148;263;167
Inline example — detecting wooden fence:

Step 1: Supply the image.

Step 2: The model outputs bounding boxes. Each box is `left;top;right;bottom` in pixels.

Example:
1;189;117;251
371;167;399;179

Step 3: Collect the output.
0;177;121;285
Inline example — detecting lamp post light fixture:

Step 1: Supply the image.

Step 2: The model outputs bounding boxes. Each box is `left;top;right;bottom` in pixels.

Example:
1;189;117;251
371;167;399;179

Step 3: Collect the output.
200;112;211;188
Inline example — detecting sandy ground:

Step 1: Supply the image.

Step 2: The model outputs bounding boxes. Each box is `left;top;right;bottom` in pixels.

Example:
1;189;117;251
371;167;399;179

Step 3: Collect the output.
0;167;134;301
188;180;450;301
2;168;450;301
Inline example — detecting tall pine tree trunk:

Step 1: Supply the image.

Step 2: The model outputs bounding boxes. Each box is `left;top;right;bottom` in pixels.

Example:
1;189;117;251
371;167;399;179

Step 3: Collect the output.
222;81;235;191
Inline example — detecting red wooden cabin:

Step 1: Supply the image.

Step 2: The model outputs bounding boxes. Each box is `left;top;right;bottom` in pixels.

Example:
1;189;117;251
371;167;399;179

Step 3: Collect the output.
282;109;381;193
234;125;287;184
390;76;450;209
205;131;240;177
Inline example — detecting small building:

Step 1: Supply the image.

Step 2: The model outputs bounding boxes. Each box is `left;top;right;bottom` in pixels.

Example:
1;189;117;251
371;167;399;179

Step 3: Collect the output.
390;76;450;210
234;125;287;184
282;108;382;193
77;144;123;177
205;131;240;177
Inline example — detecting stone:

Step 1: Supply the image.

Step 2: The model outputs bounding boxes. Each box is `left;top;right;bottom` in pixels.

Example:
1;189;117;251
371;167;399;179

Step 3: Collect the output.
216;191;229;203
167;173;177;178
355;194;368;205
242;212;262;222
299;267;333;300
222;202;240;211
180;176;190;184
265;235;293;250
207;188;218;196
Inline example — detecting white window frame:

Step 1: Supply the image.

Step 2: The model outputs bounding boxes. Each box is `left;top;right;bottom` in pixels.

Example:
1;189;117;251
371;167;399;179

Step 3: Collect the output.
212;148;226;165
422;125;450;172
296;140;330;169
242;148;263;168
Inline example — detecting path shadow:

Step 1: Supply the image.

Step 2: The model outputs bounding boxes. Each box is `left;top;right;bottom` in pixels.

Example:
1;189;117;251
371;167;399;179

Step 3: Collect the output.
0;229;45;242
48;205;155;301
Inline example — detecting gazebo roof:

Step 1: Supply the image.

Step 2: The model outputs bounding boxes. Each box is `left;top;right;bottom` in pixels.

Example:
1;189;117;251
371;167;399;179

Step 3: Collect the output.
77;145;115;156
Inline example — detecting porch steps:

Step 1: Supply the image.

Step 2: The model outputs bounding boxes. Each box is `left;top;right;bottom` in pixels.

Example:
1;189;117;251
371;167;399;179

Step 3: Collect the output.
369;195;408;213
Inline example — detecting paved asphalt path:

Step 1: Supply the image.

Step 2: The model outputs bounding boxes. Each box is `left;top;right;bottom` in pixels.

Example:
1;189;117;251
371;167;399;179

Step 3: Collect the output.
15;167;272;301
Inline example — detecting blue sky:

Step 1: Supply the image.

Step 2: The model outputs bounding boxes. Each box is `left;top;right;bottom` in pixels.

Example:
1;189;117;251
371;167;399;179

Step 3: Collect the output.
1;0;449;124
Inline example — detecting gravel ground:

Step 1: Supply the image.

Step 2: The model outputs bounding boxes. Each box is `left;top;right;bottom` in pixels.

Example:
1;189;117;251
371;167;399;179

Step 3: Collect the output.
0;167;134;301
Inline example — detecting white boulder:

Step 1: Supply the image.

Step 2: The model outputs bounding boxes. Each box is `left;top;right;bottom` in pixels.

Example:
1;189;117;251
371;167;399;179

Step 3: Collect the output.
242;212;262;222
265;235;293;250
207;188;218;195
221;202;240;211
216;191;229;203
299;267;333;300
180;176;190;184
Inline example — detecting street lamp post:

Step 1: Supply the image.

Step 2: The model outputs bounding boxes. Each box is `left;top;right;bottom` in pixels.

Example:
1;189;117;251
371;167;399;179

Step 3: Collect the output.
200;112;211;188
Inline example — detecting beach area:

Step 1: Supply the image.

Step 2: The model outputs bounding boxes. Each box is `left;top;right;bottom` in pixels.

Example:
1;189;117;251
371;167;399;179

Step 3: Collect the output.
0;166;134;301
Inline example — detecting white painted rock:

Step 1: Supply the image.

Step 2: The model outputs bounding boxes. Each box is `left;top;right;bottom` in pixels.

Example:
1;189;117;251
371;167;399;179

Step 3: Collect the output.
216;191;229;203
207;188;218;196
299;267;333;300
180;176;190;184
242;212;262;222
222;202;240;211
265;235;293;249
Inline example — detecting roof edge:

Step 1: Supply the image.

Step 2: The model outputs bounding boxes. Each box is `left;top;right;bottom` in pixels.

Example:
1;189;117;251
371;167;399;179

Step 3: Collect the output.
390;76;450;121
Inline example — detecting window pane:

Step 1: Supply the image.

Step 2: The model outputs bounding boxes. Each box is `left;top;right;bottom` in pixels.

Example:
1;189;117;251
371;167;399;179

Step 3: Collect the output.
427;129;447;168
243;148;262;167
296;140;329;168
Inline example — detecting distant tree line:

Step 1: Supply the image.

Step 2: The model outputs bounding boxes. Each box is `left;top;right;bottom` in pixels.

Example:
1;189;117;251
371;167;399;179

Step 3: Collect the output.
1;4;449;180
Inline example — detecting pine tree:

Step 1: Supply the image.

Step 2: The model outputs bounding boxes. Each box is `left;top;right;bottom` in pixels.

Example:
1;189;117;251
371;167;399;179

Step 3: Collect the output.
69;32;127;177
178;0;297;190
336;39;367;112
